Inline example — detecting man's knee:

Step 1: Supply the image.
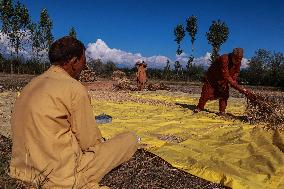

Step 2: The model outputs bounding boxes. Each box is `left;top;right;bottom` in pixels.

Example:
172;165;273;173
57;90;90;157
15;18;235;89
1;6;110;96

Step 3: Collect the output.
119;132;138;147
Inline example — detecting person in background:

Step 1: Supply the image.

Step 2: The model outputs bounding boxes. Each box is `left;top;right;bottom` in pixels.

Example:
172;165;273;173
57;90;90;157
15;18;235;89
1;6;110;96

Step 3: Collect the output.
136;60;147;91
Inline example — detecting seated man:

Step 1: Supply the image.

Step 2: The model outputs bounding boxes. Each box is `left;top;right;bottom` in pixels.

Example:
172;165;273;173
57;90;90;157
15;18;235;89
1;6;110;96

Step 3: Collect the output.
195;48;252;115
10;36;138;188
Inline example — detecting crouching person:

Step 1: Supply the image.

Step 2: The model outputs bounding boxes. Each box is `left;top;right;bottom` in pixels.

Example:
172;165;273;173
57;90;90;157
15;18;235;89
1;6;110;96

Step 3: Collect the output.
9;36;138;188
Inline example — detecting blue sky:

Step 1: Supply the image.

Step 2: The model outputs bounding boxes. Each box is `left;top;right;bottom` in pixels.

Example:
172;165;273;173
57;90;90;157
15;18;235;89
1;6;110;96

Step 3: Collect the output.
17;0;284;60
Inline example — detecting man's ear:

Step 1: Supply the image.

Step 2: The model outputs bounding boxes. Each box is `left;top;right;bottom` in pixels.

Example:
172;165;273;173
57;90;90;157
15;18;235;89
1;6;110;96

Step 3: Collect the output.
70;57;78;65
69;57;78;72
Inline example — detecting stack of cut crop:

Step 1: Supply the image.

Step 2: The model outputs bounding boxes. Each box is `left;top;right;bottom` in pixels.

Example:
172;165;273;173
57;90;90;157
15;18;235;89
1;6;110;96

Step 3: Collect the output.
112;70;137;91
79;66;96;82
246;92;284;130
147;83;171;91
111;70;126;81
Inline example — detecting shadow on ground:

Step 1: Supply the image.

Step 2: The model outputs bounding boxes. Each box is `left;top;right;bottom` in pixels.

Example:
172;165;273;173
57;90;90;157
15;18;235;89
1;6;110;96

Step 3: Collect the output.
175;102;249;123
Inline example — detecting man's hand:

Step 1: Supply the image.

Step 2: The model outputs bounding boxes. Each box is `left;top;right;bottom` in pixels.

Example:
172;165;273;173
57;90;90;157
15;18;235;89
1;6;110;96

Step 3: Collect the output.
243;89;256;100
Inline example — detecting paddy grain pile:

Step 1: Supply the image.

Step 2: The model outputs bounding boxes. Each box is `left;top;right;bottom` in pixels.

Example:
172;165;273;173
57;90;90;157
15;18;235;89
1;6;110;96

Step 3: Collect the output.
246;91;284;130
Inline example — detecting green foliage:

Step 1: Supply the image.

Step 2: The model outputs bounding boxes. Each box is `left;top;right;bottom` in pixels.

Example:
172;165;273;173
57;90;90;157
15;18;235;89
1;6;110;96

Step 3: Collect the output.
174;24;185;55
186;64;205;81
0;58;49;74
0;0;31;73
104;61;116;77
0;1;30;57
174;61;182;80
40;8;53;50
206;19;229;61
69;26;77;38
0;0;14;34
163;59;171;80
247;49;270;85
147;68;163;80
0;1;54;70
173;15;198;82
149;63;205;82
186;55;194;70
26;8;54;62
87;59;117;78
10;1;30;57
174;61;181;72
269;52;284;87
28;22;42;61
186;15;198;52
239;49;284;89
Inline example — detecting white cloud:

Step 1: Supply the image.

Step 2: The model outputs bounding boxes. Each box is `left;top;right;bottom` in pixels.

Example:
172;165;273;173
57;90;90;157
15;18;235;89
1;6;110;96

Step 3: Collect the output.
86;39;171;68
175;52;211;68
86;39;215;69
0;34;249;69
241;58;249;68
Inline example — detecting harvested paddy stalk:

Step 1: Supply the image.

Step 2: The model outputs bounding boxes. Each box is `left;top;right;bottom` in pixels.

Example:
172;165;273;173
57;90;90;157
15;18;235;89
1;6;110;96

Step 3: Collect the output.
246;92;284;130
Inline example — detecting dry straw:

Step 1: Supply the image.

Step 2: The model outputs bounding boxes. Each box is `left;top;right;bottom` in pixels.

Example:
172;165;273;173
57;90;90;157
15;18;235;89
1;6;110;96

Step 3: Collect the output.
246;91;284;130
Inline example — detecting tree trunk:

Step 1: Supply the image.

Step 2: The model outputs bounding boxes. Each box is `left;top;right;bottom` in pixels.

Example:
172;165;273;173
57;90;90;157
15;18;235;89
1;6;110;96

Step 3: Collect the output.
10;63;14;74
0;62;3;73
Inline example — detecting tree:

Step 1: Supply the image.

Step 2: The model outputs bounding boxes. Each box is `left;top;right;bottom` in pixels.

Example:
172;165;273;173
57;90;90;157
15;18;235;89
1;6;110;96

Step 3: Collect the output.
28;22;42;61
206;19;229;62
174;60;181;72
0;0;13;34
69;26;76;38
88;58;104;75
241;49;284;88
174;24;185;55
39;8;53;51
174;60;181;79
10;1;30;59
0;53;4;72
185;55;194;81
0;0;13;73
163;59;171;80
104;61;116;77
186;15;198;53
247;49;271;85
0;0;30;74
174;15;198;81
269;52;284;86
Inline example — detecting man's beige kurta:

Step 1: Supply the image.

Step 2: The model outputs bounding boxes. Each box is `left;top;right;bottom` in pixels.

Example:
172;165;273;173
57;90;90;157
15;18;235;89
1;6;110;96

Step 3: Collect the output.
10;66;137;188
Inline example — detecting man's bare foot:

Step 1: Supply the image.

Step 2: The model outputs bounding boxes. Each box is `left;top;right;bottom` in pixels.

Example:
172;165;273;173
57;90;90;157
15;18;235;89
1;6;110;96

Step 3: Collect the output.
217;111;226;116
193;108;202;113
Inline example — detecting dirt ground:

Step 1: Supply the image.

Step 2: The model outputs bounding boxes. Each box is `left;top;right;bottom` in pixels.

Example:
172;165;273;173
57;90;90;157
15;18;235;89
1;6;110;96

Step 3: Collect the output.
1;72;283;139
1;73;283;139
0;73;284;188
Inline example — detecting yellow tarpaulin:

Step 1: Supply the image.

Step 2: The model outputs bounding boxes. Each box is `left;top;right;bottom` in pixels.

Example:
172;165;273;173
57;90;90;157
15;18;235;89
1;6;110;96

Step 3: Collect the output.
91;91;284;189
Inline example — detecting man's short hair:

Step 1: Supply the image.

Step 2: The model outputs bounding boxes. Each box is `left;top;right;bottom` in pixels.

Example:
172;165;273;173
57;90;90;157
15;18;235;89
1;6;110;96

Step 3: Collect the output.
232;48;243;58
49;36;86;65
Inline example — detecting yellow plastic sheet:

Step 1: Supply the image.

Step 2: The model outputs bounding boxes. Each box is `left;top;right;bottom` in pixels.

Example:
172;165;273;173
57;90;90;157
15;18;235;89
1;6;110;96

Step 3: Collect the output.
91;91;284;189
